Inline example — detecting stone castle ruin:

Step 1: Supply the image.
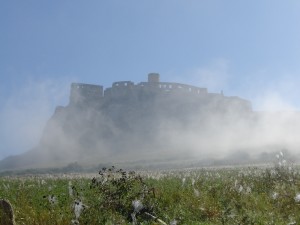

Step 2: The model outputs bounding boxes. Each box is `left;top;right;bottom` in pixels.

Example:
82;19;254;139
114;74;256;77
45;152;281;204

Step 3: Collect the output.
3;73;300;171
0;73;255;170
68;73;251;112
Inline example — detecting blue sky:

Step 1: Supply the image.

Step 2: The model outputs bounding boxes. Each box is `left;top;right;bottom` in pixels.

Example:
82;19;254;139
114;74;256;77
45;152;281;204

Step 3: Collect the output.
1;1;300;159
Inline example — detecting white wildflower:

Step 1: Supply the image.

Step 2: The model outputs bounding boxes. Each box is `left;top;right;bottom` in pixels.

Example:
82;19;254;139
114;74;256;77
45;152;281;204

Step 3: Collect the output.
74;200;86;219
182;177;186;186
132;199;143;213
71;219;80;225
246;186;251;194
194;188;200;197
280;151;284;157
270;169;277;176
48;195;57;205
234;179;238;188
238;185;243;193
131;200;143;225
131;212;137;225
69;181;73;197
272;192;278;200
294;193;300;203
170;219;177;225
101;177;108;184
191;178;195;186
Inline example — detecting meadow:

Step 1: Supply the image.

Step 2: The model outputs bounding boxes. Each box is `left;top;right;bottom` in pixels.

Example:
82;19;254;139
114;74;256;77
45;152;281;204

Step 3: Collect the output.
1;153;300;225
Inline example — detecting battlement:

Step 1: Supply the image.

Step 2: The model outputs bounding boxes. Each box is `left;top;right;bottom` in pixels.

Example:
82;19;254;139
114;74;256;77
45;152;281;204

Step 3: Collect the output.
68;73;252;111
70;83;103;105
138;81;208;95
112;81;134;88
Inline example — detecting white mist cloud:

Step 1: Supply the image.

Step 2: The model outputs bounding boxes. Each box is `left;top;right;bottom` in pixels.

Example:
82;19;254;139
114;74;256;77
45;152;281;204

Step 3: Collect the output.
0;78;71;160
161;65;300;162
2;67;300;168
238;69;300;111
166;58;231;93
190;59;231;92
254;92;296;111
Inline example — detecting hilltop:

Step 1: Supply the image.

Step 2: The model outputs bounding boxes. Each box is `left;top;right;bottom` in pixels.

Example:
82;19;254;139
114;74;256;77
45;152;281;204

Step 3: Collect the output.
2;73;295;171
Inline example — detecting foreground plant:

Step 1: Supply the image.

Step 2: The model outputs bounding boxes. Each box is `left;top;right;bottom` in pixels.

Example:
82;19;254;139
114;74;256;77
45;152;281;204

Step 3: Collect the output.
2;154;300;224
86;166;160;224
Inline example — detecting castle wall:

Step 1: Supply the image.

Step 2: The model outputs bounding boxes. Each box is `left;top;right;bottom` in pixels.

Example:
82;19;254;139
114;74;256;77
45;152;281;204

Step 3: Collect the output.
70;83;103;105
68;74;252;112
104;81;136;100
138;82;207;96
112;81;134;88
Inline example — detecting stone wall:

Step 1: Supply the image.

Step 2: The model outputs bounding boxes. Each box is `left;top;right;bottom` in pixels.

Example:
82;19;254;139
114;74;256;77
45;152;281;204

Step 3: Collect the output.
68;74;252;112
70;83;103;105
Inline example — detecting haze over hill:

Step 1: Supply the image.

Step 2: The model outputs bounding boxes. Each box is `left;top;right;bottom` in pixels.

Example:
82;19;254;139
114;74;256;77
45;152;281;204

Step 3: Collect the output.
1;73;300;171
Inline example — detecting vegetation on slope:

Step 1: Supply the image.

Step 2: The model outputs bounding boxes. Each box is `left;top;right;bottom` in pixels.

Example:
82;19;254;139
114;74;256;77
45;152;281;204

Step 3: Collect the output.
1;153;300;224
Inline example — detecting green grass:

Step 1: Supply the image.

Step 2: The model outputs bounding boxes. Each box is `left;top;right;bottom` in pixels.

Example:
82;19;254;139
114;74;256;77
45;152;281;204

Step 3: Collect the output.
1;163;300;224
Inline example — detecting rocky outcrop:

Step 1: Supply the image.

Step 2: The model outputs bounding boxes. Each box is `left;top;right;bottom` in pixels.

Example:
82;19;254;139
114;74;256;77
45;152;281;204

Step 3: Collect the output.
0;199;15;225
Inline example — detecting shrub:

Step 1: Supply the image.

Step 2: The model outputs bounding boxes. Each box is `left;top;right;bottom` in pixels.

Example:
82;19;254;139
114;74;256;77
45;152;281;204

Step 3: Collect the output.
87;166;157;224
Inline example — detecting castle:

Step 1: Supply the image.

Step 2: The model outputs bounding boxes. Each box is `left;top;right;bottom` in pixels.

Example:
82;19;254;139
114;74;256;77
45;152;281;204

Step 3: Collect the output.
0;73;255;170
68;73;252;112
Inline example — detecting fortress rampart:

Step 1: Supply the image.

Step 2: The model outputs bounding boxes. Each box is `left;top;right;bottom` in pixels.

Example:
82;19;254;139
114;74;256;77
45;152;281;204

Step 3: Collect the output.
70;83;103;105
69;73;252;111
138;82;208;95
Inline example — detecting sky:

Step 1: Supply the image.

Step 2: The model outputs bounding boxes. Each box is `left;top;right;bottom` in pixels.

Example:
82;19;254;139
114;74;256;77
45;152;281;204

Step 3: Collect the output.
1;0;300;159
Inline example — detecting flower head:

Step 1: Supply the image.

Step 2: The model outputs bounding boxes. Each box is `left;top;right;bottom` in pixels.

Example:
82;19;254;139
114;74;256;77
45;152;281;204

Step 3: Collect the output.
294;193;300;203
132;199;143;213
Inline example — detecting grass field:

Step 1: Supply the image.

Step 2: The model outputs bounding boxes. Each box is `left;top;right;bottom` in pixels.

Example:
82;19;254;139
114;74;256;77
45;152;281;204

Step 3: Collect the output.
1;155;300;224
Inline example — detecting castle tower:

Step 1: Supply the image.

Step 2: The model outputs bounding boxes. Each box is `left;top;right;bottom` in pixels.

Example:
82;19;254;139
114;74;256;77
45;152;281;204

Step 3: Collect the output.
148;73;160;83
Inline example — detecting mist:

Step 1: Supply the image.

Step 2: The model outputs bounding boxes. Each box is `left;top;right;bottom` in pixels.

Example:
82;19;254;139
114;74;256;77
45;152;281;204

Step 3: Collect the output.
1;73;300;170
0;78;70;160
